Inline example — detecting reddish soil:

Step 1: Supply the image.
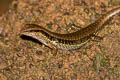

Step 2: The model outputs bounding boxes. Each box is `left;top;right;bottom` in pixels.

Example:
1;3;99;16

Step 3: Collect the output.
0;0;120;80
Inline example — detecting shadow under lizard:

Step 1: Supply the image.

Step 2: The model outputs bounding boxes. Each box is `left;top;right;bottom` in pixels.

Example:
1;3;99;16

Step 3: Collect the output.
21;7;120;54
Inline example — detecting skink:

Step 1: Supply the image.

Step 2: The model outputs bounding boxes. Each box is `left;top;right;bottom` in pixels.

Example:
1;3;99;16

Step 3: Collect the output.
21;7;120;53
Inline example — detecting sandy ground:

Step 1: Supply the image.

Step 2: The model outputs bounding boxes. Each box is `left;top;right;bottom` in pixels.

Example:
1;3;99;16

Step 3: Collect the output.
0;0;120;80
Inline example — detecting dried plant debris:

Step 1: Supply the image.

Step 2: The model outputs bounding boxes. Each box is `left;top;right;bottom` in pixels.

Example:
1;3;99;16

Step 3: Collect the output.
0;0;13;16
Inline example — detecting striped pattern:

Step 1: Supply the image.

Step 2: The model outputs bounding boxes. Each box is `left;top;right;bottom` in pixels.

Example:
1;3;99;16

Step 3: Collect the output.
21;7;120;50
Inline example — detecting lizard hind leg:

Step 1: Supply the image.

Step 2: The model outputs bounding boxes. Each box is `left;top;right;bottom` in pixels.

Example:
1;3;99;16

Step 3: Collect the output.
65;20;82;32
68;21;82;30
91;34;104;42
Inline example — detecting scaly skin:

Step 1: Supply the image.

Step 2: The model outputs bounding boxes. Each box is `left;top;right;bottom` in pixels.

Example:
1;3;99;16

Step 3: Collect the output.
21;7;120;51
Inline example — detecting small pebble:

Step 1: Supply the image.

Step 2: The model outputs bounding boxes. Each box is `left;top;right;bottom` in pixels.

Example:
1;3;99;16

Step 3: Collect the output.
36;50;43;55
58;62;63;69
0;27;3;34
